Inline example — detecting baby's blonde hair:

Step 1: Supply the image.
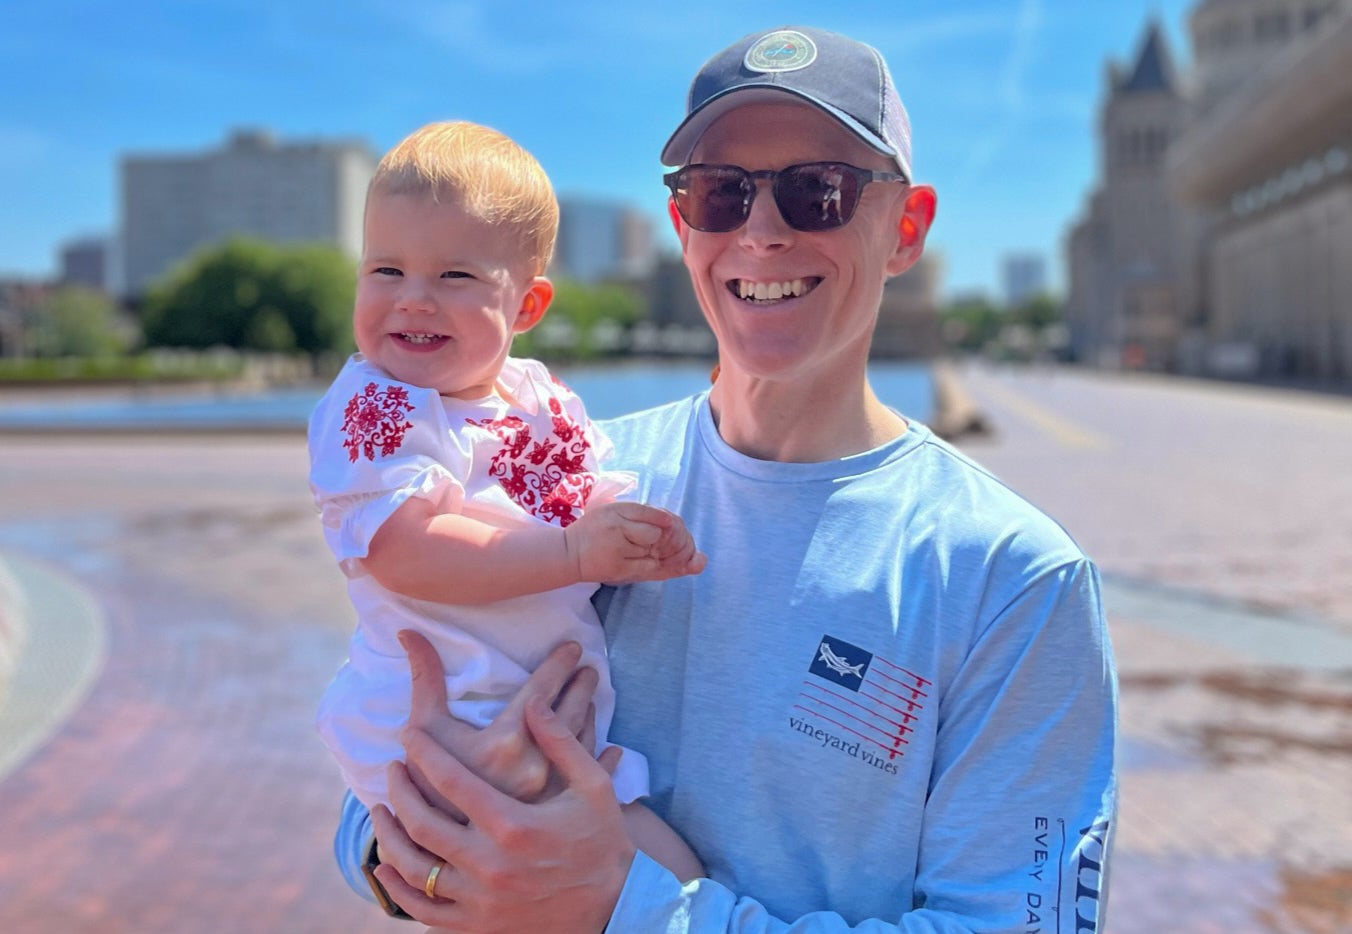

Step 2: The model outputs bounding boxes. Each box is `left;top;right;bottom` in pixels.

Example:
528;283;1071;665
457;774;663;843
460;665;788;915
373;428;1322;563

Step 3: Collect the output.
367;121;558;276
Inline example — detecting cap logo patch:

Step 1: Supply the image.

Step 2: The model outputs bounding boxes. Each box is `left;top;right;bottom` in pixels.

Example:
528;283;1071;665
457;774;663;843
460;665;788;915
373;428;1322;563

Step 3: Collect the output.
744;29;817;73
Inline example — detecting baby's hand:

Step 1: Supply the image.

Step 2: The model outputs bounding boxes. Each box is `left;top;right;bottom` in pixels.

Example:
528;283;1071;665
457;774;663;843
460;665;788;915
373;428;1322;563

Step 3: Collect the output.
649;513;707;579
563;502;705;584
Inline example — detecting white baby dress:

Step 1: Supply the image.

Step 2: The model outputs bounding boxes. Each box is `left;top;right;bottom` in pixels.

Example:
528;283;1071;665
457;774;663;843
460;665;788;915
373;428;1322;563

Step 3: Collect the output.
309;354;647;809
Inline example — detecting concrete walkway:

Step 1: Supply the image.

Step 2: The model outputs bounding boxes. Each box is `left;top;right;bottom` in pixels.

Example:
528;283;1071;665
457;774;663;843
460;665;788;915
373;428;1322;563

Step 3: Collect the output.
0;364;1350;932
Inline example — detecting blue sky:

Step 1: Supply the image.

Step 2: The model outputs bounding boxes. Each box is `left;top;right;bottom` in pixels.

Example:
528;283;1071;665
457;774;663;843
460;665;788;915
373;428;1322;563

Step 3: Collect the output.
0;0;1194;298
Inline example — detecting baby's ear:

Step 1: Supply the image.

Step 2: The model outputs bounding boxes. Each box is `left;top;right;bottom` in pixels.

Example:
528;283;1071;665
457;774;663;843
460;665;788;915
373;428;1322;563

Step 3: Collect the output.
515;277;554;333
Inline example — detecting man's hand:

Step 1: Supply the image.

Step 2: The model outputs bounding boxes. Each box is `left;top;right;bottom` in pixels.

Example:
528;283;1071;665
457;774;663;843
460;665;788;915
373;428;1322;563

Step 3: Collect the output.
564;501;705;584
372;698;635;933
398;630;598;814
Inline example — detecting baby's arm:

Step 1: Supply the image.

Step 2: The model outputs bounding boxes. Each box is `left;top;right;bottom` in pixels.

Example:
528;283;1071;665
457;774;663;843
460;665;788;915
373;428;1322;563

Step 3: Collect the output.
364;498;703;605
621;802;704;884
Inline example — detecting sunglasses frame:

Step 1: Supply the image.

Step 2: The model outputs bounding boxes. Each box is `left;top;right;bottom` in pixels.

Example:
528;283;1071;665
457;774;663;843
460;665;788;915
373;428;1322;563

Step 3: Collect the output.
663;161;909;233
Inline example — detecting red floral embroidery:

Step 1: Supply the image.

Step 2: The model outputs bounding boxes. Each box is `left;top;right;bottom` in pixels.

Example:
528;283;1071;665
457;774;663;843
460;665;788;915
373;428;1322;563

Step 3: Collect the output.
467;401;595;527
342;382;416;462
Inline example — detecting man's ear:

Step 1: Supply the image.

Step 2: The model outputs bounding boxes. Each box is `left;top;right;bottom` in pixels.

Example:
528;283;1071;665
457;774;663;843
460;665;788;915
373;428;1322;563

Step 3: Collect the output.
886;185;937;277
667;196;686;239
513;277;554;334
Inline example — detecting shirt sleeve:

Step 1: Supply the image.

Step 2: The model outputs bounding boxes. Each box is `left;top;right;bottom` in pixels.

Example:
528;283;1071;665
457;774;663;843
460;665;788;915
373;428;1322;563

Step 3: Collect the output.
308;372;469;573
606;559;1118;933
334;790;378;904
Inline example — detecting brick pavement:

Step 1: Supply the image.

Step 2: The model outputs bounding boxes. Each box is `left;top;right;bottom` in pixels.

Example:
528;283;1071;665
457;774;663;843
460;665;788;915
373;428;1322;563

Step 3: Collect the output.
954;364;1352;934
0;436;404;934
0;363;1350;932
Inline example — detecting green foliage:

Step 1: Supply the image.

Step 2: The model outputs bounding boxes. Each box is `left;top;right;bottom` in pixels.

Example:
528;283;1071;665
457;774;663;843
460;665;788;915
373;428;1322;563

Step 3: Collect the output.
242;307;297;352
938;292;1064;355
1009;292;1062;330
140;238;354;355
939;296;1003;352
31;286;135;357
514;279;647;360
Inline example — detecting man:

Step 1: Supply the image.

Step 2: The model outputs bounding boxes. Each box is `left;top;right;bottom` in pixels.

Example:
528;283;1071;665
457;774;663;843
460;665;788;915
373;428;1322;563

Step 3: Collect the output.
338;25;1117;932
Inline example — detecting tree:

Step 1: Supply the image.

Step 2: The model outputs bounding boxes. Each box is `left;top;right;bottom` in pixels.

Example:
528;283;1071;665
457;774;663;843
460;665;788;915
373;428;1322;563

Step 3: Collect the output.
140;238;354;355
32;286;135;357
515;280;647;359
1010;292;1062;330
938;296;1003;353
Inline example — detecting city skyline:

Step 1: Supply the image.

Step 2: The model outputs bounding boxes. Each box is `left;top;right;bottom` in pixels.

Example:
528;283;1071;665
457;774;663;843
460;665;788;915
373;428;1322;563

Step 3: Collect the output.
1;0;1195;298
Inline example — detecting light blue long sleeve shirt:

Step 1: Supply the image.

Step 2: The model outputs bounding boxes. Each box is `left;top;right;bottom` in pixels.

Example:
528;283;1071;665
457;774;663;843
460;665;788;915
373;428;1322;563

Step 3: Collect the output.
336;394;1118;932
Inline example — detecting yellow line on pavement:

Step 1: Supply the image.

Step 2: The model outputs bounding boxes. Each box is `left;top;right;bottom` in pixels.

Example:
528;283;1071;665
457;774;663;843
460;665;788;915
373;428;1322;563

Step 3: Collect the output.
980;382;1113;450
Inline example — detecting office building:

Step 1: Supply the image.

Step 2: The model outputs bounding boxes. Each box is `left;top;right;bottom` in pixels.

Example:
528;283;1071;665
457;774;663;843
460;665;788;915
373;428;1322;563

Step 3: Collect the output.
1066;0;1349;380
553;197;657;284
120;129;377;298
58;236;111;292
1170;1;1352;380
1002;254;1048;308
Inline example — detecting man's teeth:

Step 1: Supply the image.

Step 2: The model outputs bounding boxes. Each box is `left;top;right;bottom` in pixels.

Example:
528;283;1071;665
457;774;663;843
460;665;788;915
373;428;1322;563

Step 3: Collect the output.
736;279;808;301
399;333;442;344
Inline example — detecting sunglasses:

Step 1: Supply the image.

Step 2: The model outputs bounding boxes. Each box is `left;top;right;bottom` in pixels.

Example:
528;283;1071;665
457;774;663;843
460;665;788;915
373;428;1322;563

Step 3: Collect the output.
663;161;908;234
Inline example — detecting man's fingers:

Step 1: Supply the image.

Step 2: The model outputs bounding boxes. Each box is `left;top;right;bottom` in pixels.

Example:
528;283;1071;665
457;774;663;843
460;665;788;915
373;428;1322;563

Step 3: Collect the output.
404;727;517;833
578;702;598;754
405;758;468;823
370;863;460;926
386;759;471;863
596;744;623;776
554;665;600;740
400;630;450;730
369;797;463;922
499;640;584;722
524;695;612;792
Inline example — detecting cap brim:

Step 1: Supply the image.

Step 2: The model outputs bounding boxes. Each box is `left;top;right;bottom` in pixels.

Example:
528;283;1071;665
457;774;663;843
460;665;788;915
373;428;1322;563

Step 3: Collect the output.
660;85;905;176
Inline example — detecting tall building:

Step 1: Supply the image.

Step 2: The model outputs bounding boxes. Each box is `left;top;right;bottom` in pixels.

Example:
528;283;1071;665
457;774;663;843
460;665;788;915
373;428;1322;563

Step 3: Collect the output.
1170;0;1351;381
119;129;377;298
872;254;943;359
58;236;111;292
553;197;657;284
1066;0;1349;379
1002;253;1048;308
1065;21;1192;368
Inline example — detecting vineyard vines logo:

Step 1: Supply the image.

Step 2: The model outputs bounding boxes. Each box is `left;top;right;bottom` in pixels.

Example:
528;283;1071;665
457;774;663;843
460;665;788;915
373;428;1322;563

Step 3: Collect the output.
744;30;817;73
817;640;866;680
790;635;932;776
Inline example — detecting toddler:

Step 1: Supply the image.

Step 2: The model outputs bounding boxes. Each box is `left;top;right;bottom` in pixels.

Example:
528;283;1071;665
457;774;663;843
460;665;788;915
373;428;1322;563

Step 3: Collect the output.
309;121;703;883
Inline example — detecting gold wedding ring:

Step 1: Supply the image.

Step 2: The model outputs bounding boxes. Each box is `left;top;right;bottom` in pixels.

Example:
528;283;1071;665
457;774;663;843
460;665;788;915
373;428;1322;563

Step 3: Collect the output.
424;859;445;899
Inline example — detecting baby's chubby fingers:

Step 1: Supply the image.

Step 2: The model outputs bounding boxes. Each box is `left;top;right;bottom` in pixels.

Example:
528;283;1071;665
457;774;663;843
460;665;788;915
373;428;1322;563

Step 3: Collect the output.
610;503;674;548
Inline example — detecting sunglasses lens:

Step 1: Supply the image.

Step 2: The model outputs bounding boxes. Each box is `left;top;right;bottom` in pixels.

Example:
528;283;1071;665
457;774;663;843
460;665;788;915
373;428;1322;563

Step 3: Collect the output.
777;163;859;231
676;166;751;232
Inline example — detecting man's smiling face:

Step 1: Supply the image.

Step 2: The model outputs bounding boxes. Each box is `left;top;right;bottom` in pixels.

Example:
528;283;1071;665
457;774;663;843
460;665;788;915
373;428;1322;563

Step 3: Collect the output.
675;101;913;389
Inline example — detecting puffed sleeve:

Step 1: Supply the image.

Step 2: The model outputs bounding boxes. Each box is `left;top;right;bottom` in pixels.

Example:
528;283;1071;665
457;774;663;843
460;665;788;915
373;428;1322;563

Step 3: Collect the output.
307;359;470;575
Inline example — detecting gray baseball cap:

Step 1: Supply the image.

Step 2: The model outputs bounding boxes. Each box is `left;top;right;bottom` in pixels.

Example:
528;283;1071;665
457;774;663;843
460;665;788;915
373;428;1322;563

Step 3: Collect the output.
660;26;913;180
